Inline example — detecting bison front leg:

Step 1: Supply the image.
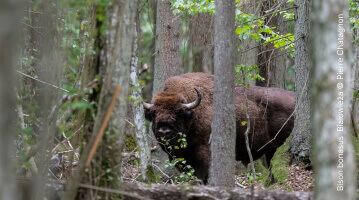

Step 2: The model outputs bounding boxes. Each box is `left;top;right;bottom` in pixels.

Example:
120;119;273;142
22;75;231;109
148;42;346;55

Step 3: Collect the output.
186;145;210;184
265;148;277;184
265;148;277;167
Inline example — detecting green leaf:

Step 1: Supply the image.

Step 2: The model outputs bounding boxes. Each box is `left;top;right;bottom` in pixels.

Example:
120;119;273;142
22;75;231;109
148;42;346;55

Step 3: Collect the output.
243;24;250;29
235;27;243;35
70;101;92;112
23;127;34;137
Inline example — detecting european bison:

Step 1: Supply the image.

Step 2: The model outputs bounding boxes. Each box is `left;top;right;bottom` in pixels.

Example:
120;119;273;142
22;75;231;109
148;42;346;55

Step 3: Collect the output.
143;72;294;183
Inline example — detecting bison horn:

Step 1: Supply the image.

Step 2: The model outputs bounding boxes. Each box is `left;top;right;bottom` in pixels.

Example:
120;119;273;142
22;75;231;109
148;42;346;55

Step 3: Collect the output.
143;102;154;110
182;88;202;110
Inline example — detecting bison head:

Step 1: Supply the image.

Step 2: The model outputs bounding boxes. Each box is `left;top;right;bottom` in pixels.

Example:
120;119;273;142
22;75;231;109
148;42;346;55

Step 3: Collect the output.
143;89;201;152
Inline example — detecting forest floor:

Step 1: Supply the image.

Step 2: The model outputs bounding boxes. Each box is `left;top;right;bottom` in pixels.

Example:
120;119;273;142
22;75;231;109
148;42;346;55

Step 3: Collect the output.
120;151;315;192
50;134;359;194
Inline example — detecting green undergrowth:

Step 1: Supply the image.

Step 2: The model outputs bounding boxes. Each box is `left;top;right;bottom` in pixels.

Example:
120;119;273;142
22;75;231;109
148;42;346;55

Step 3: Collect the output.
145;165;157;183
124;134;137;152
254;159;269;181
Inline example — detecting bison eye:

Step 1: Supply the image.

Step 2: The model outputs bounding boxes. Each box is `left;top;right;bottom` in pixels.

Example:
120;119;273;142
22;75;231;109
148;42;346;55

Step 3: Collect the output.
176;110;194;121
145;110;156;121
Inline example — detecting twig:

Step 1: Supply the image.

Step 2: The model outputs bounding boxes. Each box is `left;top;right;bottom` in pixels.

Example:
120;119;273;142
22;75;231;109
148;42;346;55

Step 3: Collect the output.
48;169;59;180
16;70;70;94
78;183;150;200
44;179;149;200
235;182;246;188
21;21;45;38
187;192;219;200
85;85;122;166
24;10;47;14
242;73;256;181
238;4;297;26
51;125;83;154
152;163;171;179
125;118;135;127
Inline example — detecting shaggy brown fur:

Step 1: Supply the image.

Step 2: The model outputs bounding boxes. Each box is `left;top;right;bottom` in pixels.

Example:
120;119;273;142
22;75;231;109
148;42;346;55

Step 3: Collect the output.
144;72;294;184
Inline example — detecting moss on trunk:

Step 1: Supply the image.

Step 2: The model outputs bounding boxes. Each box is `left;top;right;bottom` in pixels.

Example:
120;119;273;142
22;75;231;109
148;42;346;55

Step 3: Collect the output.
265;136;291;189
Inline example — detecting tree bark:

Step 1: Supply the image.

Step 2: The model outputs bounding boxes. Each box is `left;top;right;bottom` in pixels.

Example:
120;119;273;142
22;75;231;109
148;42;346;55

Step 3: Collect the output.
256;0;287;89
0;1;22;199
210;0;236;187
130;19;151;181
190;13;214;74
238;0;260;86
311;0;356;199
153;0;183;94
151;0;183;176
290;0;312;165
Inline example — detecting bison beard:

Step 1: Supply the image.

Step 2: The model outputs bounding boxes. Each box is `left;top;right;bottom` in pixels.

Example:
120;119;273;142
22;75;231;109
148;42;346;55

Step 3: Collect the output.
144;73;294;184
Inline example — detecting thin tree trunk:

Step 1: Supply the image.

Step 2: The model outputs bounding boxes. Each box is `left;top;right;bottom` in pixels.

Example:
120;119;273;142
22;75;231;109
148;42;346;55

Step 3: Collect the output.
210;0;236;187
311;0;356;199
290;0;311;165
130;19;151;181
242;76;257;180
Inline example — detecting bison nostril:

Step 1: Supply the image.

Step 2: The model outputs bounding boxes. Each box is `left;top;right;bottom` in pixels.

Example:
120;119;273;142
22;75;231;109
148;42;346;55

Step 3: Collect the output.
158;127;171;134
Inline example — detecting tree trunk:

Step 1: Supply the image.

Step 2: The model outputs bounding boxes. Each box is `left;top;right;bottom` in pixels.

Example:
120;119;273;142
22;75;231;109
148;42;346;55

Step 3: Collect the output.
238;0;260;86
210;0;236;187
91;0;138;195
190;13;214;74
130;18;151;181
151;0;183;177
311;0;356;199
256;0;287;88
153;0;183;93
33;2;62;199
63;1;138;199
0;1;22;199
290;0;311;165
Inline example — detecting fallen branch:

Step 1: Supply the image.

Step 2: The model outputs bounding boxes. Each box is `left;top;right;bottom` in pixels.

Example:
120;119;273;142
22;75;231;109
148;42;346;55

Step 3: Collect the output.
122;182;313;200
85;85;122;166
26;178;314;200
